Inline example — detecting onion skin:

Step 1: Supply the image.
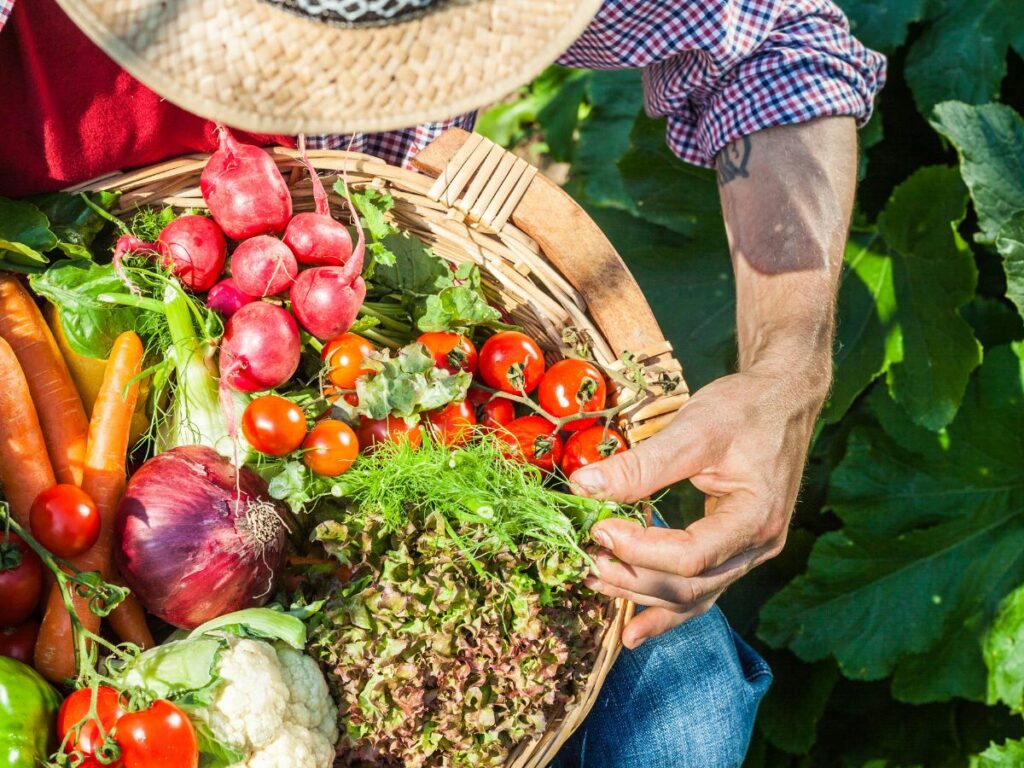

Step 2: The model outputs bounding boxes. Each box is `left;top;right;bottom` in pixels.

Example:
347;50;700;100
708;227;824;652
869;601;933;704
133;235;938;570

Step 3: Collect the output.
115;446;288;629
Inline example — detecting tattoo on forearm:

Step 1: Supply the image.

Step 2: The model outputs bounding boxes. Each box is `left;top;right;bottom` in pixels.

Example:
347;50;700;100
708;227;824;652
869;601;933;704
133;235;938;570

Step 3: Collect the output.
716;136;752;186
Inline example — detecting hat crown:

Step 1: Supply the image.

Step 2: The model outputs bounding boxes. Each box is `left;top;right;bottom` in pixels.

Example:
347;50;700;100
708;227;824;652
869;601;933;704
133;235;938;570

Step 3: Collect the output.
264;0;441;25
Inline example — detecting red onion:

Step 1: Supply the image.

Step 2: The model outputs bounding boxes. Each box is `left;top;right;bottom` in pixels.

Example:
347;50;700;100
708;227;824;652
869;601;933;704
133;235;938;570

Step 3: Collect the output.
115;446;288;629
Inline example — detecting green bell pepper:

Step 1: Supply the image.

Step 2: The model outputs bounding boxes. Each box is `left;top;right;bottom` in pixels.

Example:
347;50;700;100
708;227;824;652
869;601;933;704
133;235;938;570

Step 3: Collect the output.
0;655;61;768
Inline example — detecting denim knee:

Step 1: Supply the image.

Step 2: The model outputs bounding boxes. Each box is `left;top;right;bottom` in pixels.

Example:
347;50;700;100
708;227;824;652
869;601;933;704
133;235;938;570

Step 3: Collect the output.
552;606;771;768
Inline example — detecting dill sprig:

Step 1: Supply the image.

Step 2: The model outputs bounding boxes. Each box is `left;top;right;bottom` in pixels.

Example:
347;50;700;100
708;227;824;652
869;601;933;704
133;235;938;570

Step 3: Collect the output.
328;433;645;564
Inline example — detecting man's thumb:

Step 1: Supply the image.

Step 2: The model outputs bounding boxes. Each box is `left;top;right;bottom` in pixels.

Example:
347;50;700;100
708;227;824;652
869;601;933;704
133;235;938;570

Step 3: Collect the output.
569;417;707;503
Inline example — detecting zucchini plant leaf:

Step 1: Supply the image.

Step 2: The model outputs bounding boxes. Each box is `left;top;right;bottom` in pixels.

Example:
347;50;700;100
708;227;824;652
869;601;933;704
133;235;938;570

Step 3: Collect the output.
931;102;1024;244
760;343;1024;702
995;213;1024;322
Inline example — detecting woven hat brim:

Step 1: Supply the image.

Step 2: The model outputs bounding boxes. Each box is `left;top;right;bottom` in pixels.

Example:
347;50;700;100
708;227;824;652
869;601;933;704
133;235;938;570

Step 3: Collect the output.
52;0;604;135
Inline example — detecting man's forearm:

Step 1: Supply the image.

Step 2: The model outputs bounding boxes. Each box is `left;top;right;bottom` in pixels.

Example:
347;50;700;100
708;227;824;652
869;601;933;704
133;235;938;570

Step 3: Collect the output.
716;117;858;405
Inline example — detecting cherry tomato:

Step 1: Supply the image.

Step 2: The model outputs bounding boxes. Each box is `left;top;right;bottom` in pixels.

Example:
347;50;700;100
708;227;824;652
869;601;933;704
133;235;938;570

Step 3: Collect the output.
497;415;563;472
0;532;42;626
58;686;126;761
357;415;424;450
417;332;478;375
478;331;546;394
30;484;101;558
303;419;359;476
323;386;359;407
0;622;38;664
537;359;608;432
468;387;516;430
425;401;477;445
561;426;627;478
322;333;376;389
117;700;198;768
241;395;307;456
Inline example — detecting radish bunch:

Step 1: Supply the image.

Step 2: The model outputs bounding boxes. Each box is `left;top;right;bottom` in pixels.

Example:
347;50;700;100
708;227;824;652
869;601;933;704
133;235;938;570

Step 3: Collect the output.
140;127;367;394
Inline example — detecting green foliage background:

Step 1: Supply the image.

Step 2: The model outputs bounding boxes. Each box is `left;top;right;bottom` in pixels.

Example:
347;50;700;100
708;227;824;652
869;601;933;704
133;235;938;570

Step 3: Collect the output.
478;7;1024;766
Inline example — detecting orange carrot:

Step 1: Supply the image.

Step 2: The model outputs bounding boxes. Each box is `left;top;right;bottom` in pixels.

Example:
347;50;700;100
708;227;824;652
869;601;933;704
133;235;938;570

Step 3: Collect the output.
0;336;57;528
0;274;89;486
35;331;143;683
107;581;155;650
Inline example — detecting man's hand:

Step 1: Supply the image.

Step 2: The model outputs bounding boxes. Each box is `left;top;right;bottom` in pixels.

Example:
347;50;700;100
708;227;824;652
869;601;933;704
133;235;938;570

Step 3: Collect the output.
573;117;859;648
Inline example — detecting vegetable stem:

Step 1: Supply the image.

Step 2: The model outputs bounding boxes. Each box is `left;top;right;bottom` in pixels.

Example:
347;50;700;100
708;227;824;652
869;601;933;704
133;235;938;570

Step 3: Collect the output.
98;292;166;314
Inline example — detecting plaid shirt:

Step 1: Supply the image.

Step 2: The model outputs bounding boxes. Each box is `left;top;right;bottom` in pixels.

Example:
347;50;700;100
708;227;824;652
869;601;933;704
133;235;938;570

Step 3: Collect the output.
0;0;884;169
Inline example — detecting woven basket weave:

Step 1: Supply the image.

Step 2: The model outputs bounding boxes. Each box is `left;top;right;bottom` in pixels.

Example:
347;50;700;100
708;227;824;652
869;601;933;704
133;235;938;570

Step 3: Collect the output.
69;129;689;768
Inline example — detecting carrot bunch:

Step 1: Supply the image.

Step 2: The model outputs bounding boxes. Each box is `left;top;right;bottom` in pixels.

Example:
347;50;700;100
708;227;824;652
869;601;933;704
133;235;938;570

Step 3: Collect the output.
0;275;153;682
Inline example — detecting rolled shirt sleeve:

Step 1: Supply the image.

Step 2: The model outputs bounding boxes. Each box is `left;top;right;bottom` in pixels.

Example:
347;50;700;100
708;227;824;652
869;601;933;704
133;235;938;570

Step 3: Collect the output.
560;0;886;167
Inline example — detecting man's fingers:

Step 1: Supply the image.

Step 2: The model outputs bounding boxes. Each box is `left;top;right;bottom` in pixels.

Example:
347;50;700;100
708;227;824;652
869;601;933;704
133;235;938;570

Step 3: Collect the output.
590;501;764;578
621;601;717;649
569;408;715;503
588;552;739;608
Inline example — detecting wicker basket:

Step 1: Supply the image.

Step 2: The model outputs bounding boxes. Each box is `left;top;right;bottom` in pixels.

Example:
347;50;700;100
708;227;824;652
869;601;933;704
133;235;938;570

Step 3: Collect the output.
69;128;690;768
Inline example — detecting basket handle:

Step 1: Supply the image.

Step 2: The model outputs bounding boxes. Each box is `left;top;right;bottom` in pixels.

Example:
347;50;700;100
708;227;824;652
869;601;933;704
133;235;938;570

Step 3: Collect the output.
413;129;667;357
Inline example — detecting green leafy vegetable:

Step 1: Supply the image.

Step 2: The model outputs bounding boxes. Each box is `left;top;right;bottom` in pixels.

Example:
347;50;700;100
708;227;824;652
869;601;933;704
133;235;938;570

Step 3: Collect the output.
29;260;142;358
0;197;58;268
30;191;120;259
349;343;471;420
984;584;1024;713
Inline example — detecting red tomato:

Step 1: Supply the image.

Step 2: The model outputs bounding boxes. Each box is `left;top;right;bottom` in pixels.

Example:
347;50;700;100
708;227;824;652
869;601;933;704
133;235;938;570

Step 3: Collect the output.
561;426;627;478
117;700;198;768
478;331;545;394
303;419;359;476
0;533;42;627
357;415;424;450
323;386;360;407
241;395;307;456
322;333;376;389
497;415;563;472
58;686;126;761
537;359;608;432
417;332;478;375
0;622;38;664
468;387;516;430
30;484;101;559
425;401;477;445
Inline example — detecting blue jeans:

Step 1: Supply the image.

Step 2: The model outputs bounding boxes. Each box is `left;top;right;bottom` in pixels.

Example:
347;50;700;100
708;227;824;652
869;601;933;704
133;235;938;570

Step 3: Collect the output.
552;518;771;767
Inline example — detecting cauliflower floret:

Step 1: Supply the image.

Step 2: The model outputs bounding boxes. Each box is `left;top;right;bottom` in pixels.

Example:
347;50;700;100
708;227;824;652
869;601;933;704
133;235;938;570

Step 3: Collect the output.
202;637;338;768
276;645;339;745
206;639;289;751
245;722;335;768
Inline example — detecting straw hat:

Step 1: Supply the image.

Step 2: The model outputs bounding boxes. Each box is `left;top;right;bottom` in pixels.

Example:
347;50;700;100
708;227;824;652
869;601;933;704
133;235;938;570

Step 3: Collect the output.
52;0;603;135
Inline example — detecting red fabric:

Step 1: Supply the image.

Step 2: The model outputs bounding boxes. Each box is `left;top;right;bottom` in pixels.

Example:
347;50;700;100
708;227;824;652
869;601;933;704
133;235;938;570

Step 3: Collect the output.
0;0;292;197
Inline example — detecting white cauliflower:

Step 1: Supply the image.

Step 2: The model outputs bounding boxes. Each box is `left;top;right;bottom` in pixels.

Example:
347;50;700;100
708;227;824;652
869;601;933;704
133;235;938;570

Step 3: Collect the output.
195;637;339;768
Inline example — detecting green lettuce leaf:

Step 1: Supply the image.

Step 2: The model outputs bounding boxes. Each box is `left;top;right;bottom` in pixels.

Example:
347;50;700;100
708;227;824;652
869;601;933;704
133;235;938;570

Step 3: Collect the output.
29;260;142;358
352;343;471;420
0;197;58;268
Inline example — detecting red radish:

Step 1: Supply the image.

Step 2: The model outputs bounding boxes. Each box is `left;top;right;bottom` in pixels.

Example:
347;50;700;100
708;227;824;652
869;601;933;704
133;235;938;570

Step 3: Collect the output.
200;125;292;240
206;278;255;317
283;154;354;266
220;302;300;392
284;213;353;266
290;269;367;340
156;215;227;292
230;236;298;297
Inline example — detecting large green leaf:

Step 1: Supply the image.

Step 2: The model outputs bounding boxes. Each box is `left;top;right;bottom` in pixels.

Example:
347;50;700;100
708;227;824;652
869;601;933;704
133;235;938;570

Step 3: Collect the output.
571;69;645;214
972;739;1024;767
839;0;927;52
0;197;58;267
905;0;1024;114
759;343;1024;702
879;165;982;429
825;167;981;428
822;231;900;423
931;102;1024;243
995;212;1024;321
757;652;839;754
983;582;1024;713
